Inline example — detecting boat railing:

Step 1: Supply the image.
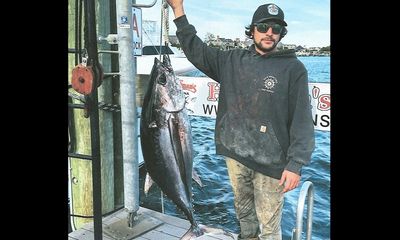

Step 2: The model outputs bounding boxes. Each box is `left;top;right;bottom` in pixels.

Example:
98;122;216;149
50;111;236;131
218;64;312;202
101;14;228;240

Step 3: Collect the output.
291;181;314;240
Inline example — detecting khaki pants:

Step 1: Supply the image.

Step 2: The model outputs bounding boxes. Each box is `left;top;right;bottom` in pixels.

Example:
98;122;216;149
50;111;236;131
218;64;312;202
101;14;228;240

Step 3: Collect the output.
225;157;284;240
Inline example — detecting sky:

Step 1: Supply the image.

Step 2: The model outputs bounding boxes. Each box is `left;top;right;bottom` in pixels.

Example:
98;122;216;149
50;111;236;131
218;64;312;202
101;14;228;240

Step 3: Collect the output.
140;0;330;48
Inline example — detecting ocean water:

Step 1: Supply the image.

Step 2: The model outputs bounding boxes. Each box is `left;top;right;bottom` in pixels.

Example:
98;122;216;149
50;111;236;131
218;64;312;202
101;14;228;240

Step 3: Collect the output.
139;56;330;240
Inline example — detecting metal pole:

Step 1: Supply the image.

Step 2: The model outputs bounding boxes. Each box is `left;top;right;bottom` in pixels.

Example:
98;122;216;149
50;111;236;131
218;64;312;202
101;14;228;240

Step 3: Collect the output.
116;0;139;227
292;181;314;240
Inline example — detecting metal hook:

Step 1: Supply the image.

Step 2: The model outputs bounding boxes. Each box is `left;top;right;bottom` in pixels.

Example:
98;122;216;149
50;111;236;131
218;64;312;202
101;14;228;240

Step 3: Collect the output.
132;0;157;8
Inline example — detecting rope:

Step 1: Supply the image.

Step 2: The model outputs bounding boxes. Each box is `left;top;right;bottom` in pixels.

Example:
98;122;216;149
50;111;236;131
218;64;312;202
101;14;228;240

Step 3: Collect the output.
162;0;169;45
159;0;164;60
160;1;167;214
68;91;121;112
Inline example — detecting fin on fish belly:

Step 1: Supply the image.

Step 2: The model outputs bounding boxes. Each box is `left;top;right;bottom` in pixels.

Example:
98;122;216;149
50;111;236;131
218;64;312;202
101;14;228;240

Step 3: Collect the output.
191;170;203;188
144;171;203;196
144;172;155;196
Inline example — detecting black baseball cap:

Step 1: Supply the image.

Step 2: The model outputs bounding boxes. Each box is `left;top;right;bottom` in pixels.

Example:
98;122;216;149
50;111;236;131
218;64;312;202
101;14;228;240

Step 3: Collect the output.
252;3;287;26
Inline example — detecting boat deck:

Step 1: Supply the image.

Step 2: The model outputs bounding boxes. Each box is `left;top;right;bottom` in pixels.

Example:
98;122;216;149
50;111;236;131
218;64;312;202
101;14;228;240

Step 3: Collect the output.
68;206;237;240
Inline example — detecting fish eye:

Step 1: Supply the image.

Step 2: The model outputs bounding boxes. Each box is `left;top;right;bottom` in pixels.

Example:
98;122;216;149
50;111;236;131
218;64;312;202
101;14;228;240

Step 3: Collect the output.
158;74;167;85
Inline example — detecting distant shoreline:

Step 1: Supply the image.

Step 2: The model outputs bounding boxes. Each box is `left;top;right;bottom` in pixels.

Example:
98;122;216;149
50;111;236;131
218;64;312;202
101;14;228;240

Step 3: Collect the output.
297;54;330;57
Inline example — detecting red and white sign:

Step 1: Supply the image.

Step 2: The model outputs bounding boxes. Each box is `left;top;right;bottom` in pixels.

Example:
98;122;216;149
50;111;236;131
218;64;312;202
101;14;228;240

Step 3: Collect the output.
179;77;330;132
309;83;330;131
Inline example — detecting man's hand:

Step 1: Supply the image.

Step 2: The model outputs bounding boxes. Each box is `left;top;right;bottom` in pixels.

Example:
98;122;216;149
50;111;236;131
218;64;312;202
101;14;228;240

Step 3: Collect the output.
279;170;301;193
166;0;185;18
166;0;183;9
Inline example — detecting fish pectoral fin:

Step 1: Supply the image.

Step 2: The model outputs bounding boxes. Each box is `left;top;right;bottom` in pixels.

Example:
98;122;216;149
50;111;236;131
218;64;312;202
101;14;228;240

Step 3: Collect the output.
192;170;203;188
144;173;155;196
148;121;157;128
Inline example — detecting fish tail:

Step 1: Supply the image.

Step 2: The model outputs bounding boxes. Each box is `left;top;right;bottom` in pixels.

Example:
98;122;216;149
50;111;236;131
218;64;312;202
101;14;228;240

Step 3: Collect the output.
180;224;203;240
180;223;236;239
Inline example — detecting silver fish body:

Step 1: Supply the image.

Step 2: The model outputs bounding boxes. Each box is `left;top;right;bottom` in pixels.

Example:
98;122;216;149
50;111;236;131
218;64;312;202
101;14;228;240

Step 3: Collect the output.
140;55;197;228
140;55;234;240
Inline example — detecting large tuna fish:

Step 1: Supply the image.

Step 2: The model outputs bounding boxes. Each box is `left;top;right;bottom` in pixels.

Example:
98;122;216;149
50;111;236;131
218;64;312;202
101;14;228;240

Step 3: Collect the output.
140;54;199;238
140;55;233;240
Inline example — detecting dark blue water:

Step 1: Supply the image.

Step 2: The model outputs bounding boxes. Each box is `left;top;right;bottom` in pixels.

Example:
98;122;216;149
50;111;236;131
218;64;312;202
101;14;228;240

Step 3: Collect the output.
299;56;330;83
139;56;330;240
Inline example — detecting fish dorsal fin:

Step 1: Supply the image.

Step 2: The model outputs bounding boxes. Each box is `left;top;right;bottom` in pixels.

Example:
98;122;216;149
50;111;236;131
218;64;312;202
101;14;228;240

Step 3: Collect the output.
144;173;155;196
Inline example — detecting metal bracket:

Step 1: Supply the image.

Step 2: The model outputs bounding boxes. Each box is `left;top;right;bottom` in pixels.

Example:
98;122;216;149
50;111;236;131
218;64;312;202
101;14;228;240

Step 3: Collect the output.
103;211;163;240
98;34;118;44
132;0;157;8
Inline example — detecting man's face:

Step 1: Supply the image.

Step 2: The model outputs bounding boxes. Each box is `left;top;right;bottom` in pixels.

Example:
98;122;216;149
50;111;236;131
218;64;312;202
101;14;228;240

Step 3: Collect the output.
253;21;283;55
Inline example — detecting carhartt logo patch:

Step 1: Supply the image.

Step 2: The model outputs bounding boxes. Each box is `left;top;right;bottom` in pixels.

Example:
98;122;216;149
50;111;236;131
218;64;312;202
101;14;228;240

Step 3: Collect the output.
260;125;267;133
268;4;279;15
262;76;278;93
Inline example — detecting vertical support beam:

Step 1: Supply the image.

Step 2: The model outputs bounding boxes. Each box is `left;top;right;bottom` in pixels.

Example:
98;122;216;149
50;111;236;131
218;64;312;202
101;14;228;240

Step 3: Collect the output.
109;0;125;209
68;0;95;231
116;0;139;226
97;0;115;215
84;0;103;238
88;89;103;240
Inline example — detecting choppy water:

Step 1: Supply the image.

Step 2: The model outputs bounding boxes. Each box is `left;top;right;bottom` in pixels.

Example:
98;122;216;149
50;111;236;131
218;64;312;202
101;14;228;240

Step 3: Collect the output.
139;56;330;240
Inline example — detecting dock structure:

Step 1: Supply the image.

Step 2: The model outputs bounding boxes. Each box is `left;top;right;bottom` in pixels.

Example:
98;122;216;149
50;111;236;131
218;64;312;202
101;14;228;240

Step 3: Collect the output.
68;206;237;240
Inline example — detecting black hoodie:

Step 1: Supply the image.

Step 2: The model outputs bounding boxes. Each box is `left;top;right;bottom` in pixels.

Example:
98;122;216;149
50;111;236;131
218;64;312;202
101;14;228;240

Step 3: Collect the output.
174;15;315;179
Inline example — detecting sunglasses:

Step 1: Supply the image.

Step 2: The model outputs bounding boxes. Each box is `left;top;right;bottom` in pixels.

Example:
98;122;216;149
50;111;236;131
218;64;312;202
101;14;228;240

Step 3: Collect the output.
254;23;283;34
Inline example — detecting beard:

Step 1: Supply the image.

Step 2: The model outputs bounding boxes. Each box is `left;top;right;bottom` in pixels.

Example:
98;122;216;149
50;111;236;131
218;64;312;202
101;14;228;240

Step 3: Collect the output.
254;38;279;54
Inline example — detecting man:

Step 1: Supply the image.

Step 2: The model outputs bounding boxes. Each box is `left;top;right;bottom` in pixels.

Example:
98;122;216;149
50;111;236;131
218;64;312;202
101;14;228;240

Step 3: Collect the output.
165;1;315;239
